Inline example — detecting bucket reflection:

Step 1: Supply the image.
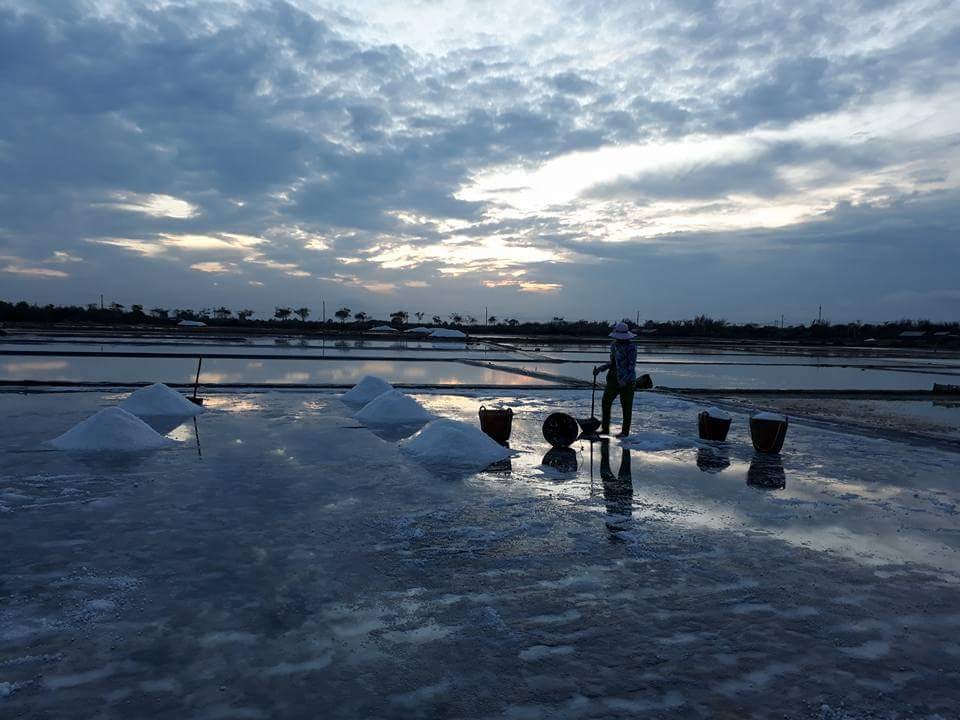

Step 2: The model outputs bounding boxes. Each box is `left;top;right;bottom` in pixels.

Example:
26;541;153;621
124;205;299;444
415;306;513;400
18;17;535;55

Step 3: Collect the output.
696;446;731;474
747;453;786;489
541;447;577;474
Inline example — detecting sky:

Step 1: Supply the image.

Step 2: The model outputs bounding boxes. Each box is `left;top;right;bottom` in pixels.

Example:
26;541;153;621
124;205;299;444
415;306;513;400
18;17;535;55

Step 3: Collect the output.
1;0;958;324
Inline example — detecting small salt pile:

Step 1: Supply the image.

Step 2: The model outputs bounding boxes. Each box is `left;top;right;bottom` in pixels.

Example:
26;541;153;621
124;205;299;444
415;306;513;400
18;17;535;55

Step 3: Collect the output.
753;411;787;422
341;375;394;406
50;407;174;452
355;390;433;425
401;419;512;469
430;328;466;338
120;383;204;417
702;406;732;421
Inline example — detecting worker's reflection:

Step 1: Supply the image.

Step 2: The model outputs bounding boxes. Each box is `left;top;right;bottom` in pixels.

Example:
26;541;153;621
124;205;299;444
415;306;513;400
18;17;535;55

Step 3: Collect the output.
747;453;786;489
599;439;633;540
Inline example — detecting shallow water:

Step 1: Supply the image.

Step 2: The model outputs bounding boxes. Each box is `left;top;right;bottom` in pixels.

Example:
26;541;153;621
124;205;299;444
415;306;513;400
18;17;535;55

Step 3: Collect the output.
1;389;958;717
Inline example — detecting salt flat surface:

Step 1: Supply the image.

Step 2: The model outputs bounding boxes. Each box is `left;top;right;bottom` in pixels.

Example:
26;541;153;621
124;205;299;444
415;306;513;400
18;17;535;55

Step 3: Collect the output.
2;389;960;718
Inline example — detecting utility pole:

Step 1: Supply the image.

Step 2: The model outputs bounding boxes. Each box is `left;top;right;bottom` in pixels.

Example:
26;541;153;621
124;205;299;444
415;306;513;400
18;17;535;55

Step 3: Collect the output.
485;306;488;326
100;294;104;310
322;300;326;324
636;310;640;325
818;305;822;324
781;314;785;329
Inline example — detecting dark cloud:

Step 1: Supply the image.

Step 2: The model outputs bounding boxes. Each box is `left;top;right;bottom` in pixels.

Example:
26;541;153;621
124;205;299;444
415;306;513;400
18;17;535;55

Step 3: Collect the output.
0;0;957;320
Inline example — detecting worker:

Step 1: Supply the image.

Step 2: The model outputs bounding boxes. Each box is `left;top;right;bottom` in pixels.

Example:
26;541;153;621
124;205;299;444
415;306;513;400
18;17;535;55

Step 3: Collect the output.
593;321;638;437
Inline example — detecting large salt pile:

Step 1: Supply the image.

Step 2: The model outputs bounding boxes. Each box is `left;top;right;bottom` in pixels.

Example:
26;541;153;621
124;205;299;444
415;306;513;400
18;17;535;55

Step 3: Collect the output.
50;407;174;452
119;383;204;417
405;327;434;334
430;328;466;339
401;419;512;469
341;375;394;406
355;390;433;425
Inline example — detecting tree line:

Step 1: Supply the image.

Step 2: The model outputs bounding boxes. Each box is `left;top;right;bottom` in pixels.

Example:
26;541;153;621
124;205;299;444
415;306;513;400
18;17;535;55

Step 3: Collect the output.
1;300;957;342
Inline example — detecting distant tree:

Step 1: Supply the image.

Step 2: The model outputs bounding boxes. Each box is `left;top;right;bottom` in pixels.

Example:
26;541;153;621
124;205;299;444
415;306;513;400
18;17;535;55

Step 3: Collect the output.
552;316;565;324
109;302;124;313
488;315;498;324
150;307;169;320
390;310;408;327
334;307;351;324
507;318;520;327
432;315;442;325
354;311;368;323
415;311;425;323
213;306;232;320
130;304;145;317
449;313;463;324
274;307;293;321
295;307;310;322
466;315;476;324
237;309;255;321
86;303;99;312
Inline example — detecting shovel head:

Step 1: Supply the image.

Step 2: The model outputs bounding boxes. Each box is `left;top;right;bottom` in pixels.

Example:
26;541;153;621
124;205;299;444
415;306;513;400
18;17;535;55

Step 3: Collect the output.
577;416;601;435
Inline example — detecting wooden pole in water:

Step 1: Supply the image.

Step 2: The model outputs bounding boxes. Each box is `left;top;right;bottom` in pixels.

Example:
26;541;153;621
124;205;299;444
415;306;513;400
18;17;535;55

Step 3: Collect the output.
193;357;202;400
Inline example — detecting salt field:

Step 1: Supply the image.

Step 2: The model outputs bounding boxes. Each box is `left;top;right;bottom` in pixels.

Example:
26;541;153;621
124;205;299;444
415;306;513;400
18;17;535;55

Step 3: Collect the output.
2;385;960;718
2;332;960;718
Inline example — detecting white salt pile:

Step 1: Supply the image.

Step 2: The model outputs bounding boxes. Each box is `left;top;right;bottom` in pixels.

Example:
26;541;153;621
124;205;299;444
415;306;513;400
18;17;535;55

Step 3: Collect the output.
370;325;397;332
702;406;732;420
401;419;512;469
355;390;433;425
430;328;466;339
50;407;174;452
341;375;394;406
619;431;699;452
177;319;206;327
119;383;204;417
753;411;787;422
405;327;434;334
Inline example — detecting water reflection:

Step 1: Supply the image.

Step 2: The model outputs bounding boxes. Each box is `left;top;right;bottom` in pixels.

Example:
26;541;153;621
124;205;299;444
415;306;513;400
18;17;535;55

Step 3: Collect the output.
600;440;633;540
696;446;731;474
747;454;786;490
541;447;578;473
142;415;190;435
487;444;513;474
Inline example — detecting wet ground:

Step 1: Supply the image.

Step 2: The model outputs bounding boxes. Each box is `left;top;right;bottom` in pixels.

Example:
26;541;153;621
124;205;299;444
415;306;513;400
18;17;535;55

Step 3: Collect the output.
2;388;959;718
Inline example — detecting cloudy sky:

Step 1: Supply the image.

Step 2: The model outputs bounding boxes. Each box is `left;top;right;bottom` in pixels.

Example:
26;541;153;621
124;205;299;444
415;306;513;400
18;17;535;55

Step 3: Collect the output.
1;0;958;323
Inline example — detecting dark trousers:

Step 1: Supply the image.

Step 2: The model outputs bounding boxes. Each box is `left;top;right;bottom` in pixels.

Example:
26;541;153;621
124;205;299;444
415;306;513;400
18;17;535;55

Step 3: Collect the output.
601;376;635;434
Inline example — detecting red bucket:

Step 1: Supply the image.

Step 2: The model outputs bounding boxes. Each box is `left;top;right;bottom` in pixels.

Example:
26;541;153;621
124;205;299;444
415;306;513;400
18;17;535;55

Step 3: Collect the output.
478;406;513;444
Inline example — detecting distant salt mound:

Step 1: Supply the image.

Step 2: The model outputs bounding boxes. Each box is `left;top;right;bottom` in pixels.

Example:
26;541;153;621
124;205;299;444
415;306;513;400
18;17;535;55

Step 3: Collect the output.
120;383;204;417
619;431;699;452
341;376;394;406
430;328;466;339
702;406;731;421
50;407;174;452
370;325;396;332
355;390;433;426
405;327;434;334
177;319;206;327
753;411;787;422
401;419;512;469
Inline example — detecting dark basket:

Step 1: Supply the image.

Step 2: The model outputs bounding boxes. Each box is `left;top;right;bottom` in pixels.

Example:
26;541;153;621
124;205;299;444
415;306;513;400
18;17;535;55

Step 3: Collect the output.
749;416;789;454
635;373;653;390
542;412;579;448
698;411;731;442
478;406;513;444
